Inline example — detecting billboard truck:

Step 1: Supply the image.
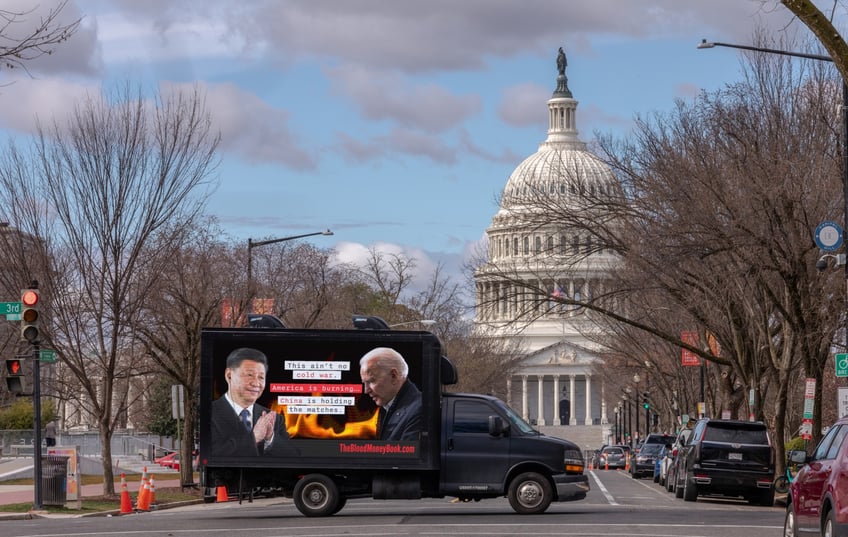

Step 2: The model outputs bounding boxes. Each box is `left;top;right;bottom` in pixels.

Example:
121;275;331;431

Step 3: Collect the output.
199;327;589;516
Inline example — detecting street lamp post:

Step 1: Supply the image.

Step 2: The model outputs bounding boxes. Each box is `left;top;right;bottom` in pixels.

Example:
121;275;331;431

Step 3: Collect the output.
624;388;633;446
633;374;641;443
246;229;333;309
699;40;848;347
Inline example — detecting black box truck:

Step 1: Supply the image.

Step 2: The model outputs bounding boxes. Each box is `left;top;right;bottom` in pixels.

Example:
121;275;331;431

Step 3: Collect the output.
199;327;589;516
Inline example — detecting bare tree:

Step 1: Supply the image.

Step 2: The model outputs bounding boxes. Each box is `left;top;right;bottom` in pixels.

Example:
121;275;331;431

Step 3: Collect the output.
474;35;841;460
1;0;80;73
0;83;220;495
249;240;359;329
134;220;234;486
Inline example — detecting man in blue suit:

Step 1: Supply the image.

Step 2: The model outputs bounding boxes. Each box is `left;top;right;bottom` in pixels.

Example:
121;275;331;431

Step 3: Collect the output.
360;347;422;441
211;347;297;457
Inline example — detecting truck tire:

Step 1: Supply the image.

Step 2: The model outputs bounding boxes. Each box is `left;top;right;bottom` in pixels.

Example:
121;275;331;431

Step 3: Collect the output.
293;474;340;517
682;473;698;502
507;472;553;514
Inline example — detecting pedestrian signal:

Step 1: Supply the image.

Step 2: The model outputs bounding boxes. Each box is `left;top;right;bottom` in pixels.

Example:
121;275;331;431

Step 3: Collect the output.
4;358;25;395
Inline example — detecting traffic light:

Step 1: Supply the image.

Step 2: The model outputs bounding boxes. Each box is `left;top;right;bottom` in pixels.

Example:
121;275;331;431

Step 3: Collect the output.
5;358;26;395
20;288;39;342
642;392;650;410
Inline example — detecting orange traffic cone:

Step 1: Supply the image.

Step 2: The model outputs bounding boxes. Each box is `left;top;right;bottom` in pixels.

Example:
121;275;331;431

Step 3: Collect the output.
625;452;630;472
216;485;229;503
148;476;156;508
119;473;133;515
136;480;151;512
605;459;609;471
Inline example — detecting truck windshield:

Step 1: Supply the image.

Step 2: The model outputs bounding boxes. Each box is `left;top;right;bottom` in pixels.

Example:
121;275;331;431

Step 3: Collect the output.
498;400;539;435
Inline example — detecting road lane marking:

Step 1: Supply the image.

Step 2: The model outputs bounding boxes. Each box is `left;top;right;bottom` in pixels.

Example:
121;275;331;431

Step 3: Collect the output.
589;470;619;505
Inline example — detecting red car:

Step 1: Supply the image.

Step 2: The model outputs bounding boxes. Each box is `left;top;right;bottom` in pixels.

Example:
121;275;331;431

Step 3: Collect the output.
784;416;848;536
154;452;181;470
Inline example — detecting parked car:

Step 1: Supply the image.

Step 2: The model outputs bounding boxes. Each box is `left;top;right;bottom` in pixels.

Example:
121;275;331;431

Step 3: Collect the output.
667;426;697;494
784;416;848;536
674;419;774;505
155;451;180;470
654;445;668;483
597;445;628;469
630;442;664;478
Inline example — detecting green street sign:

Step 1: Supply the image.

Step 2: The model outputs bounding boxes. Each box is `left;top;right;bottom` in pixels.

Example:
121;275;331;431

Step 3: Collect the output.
838;353;848;377
0;301;21;317
39;349;57;363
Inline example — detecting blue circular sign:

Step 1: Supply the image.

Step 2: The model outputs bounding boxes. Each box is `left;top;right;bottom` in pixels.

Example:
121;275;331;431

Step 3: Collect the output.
815;221;844;252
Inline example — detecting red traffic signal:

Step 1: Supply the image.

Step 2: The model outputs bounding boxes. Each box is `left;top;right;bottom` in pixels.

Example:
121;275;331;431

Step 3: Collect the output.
20;288;40;342
21;289;38;307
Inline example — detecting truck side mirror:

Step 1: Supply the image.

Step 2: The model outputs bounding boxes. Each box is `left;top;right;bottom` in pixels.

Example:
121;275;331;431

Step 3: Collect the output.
440;355;458;385
488;416;509;436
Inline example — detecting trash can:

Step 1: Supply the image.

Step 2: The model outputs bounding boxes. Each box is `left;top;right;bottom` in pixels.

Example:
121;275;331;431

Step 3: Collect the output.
42;455;69;506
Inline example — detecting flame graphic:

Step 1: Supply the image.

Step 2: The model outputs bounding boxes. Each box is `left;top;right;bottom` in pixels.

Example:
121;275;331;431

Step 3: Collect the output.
270;401;379;439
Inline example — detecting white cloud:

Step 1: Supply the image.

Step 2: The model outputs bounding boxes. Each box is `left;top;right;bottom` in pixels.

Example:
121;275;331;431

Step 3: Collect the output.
330;65;480;133
0;78;96;133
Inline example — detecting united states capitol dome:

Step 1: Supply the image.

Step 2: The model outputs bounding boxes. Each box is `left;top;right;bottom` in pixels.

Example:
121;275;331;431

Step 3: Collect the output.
497;48;616;217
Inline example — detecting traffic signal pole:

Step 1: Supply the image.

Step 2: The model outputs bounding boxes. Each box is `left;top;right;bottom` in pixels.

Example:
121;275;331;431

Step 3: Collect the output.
33;341;42;510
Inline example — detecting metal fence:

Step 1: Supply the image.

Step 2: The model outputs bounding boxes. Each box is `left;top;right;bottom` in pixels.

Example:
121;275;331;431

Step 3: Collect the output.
0;429;177;459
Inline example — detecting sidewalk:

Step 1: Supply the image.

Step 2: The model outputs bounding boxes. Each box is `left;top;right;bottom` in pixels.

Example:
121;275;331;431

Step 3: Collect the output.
0;478;184;506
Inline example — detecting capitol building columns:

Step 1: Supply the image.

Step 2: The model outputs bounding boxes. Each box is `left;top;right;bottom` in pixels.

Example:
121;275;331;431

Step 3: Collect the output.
504;371;602;427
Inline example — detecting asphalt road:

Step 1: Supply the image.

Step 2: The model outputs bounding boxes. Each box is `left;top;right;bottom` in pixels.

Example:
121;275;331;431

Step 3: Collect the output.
0;468;786;537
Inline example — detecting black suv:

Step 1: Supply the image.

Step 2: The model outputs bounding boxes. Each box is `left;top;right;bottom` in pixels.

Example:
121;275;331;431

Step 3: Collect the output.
674;419;774;505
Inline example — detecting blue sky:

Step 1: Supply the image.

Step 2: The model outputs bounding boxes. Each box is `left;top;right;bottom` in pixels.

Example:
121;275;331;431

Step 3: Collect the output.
0;1;833;292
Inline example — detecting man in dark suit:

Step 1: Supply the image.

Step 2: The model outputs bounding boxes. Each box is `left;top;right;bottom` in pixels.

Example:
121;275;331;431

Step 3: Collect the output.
360;347;422;441
210;347;297;457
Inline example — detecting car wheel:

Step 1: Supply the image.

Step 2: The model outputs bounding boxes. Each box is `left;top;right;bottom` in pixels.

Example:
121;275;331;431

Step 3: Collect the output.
674;471;684;498
293;474;340;517
783;502;798;537
507;471;553;515
682;473;698;502
824;508;836;537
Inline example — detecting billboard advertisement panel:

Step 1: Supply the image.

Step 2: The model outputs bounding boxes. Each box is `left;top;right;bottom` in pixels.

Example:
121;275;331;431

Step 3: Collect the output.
199;329;440;469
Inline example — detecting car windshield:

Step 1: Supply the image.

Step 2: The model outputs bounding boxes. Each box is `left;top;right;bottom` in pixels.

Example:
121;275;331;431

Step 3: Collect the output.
639;444;663;454
604;448;623;455
497;399;538;435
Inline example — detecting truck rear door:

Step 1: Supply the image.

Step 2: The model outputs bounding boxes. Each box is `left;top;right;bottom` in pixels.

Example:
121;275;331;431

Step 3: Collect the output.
441;398;510;496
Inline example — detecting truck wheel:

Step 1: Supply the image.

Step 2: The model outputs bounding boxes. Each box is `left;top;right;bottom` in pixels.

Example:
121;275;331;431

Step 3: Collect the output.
682;474;698;502
507;472;553;514
293;474;340;517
